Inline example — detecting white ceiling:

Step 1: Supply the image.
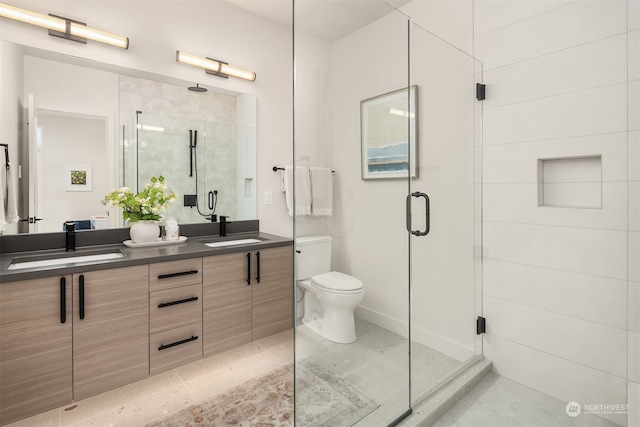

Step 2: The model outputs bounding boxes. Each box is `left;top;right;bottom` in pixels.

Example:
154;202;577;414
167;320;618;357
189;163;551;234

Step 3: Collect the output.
223;0;411;42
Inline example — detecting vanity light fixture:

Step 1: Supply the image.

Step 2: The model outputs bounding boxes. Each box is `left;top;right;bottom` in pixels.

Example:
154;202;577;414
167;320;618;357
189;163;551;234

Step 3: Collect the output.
0;2;129;49
176;51;256;82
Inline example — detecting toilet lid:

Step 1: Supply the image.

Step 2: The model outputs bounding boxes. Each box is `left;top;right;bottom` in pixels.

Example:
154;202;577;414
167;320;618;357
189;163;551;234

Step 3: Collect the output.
311;271;363;292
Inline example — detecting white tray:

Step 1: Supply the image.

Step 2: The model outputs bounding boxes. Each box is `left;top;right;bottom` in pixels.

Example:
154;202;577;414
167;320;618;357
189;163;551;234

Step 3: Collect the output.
123;236;188;248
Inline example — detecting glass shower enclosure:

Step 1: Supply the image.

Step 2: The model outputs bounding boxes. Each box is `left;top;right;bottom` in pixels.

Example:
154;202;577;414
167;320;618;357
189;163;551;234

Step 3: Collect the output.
293;2;483;425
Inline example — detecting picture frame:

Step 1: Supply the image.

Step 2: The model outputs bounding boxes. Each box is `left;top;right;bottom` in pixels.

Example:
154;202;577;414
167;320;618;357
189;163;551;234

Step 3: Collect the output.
65;165;92;191
360;85;418;180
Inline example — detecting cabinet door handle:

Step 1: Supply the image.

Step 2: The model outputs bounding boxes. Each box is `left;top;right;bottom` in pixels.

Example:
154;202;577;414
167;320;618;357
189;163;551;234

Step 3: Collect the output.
60;277;66;324
158;335;199;351
158;296;199;308
79;274;85;320
256;251;261;284
246;252;251;285
157;270;198;280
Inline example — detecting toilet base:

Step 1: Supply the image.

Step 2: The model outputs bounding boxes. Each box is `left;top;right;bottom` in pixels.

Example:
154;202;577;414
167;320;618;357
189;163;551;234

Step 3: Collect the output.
302;307;357;344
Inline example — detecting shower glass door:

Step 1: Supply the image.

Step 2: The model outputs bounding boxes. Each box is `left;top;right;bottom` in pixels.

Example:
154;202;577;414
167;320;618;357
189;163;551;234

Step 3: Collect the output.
407;22;483;404
293;2;412;426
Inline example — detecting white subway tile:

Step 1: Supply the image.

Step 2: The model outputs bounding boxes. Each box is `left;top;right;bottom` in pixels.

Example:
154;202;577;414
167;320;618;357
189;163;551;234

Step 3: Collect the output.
482;34;627;109
475;0;627;70
630;331;640;382
485;296;627;377
630;80;640;131
631;131;640;181
484;83;627;146
474;0;574;37
483;133;628;183
631;0;640;31
484;259;628;328
631;181;640;231
630;281;640;333
631;30;640;81
484;182;627;230
484;334;628;426
630;231;640;282
630;381;640;427
484;222;627;279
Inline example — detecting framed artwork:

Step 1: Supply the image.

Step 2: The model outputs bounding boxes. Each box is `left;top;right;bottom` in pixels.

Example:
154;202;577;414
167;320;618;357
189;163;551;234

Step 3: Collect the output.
65;165;92;191
360;85;418;180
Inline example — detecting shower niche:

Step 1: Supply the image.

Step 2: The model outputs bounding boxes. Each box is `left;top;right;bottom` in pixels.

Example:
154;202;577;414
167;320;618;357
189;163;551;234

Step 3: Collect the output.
538;155;603;209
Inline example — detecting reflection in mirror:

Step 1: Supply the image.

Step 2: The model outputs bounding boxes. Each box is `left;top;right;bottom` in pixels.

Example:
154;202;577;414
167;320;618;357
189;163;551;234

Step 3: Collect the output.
35;110;110;233
122;106;256;227
2;42;257;234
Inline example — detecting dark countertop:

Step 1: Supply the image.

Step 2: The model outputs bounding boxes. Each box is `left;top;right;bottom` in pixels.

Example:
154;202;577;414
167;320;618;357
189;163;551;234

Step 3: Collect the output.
0;231;293;283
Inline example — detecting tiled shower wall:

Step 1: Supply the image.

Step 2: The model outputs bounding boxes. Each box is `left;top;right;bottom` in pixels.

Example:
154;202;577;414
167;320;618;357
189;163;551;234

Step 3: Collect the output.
119;76;238;224
475;0;638;425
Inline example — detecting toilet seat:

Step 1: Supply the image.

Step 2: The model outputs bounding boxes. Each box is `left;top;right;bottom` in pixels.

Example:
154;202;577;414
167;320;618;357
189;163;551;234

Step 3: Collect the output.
310;271;363;294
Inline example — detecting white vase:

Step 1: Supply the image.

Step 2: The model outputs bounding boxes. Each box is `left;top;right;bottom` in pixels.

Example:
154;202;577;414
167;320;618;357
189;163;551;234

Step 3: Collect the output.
129;220;160;243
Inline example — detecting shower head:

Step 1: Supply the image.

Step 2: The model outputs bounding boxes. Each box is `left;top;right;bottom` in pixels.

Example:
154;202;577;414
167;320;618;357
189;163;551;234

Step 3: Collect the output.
188;83;207;93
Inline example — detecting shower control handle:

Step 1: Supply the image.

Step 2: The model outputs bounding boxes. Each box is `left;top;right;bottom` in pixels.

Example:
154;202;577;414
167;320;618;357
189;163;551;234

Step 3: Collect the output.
406;192;430;237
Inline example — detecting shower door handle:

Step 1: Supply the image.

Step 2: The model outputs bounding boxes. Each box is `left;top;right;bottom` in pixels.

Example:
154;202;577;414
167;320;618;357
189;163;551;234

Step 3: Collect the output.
406;192;430;236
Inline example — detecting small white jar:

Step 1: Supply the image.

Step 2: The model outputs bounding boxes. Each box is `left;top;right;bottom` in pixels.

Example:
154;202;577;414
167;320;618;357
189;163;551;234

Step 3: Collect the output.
165;217;179;240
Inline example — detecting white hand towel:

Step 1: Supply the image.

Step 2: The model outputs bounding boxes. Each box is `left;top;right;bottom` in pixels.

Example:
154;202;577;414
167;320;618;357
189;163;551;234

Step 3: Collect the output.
0;164;6;231
310;167;333;216
5;163;19;225
282;166;311;216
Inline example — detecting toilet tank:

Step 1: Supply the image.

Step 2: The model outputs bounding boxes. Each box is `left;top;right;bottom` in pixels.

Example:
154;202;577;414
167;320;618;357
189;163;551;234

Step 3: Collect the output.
295;235;332;280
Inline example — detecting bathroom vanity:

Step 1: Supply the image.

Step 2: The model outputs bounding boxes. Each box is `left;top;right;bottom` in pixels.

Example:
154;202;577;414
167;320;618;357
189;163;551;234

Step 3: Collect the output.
0;228;293;426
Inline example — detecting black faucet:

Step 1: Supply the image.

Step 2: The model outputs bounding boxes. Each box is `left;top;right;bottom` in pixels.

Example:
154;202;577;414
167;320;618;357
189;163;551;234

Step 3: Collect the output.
219;215;230;237
65;221;76;251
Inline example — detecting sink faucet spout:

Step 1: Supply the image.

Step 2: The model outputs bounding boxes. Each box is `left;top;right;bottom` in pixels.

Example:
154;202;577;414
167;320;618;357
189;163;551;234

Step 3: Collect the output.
65;221;76;251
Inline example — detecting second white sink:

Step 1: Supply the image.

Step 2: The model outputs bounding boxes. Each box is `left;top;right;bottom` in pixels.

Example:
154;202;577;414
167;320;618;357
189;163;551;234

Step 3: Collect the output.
8;251;124;270
204;238;262;248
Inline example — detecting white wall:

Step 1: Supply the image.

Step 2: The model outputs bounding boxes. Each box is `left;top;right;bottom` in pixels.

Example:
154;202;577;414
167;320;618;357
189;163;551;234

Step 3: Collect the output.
0;41;24;235
36;111;109;232
323;4;478;362
474;0;637;424
1;0;293;236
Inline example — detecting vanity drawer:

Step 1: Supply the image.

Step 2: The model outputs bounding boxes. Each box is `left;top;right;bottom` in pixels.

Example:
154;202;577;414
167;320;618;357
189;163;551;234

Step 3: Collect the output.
149;258;203;292
150;284;202;334
150;323;202;376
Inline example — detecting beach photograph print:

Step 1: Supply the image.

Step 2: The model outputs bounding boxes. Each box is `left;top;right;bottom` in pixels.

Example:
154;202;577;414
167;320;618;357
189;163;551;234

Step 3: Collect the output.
360;86;417;180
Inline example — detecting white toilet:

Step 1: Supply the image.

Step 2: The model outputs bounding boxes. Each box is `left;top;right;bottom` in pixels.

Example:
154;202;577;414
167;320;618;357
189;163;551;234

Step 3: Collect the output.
296;235;364;344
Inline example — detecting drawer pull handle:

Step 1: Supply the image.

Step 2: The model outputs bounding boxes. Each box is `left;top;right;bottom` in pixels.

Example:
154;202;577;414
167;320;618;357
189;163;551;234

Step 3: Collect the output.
60;277;66;324
158;335;199;351
79;274;85;320
158;296;199;308
157;270;199;280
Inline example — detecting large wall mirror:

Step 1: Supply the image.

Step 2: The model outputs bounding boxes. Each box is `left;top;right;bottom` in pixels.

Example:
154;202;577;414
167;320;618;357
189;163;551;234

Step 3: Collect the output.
2;41;257;235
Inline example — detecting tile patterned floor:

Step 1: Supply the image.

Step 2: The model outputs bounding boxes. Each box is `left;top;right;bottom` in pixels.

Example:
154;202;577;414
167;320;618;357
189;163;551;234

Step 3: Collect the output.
5;331;294;427
296;317;465;426
429;372;622;427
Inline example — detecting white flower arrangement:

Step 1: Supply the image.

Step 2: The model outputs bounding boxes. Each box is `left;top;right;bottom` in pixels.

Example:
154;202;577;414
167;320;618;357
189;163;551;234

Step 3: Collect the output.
103;176;177;222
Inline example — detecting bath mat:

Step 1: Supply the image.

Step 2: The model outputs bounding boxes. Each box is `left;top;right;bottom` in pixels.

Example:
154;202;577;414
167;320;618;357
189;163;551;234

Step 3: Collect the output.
146;359;378;427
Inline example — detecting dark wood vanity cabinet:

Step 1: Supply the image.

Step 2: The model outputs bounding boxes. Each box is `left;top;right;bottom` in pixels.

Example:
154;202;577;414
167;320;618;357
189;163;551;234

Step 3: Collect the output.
203;245;293;357
149;258;203;375
0;242;292;425
0;275;73;425
0;267;149;423
72;265;149;401
251;246;294;340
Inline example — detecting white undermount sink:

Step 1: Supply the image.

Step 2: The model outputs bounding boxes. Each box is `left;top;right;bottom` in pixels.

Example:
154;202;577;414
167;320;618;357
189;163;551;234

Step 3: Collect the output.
204;238;262;248
8;251;124;270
